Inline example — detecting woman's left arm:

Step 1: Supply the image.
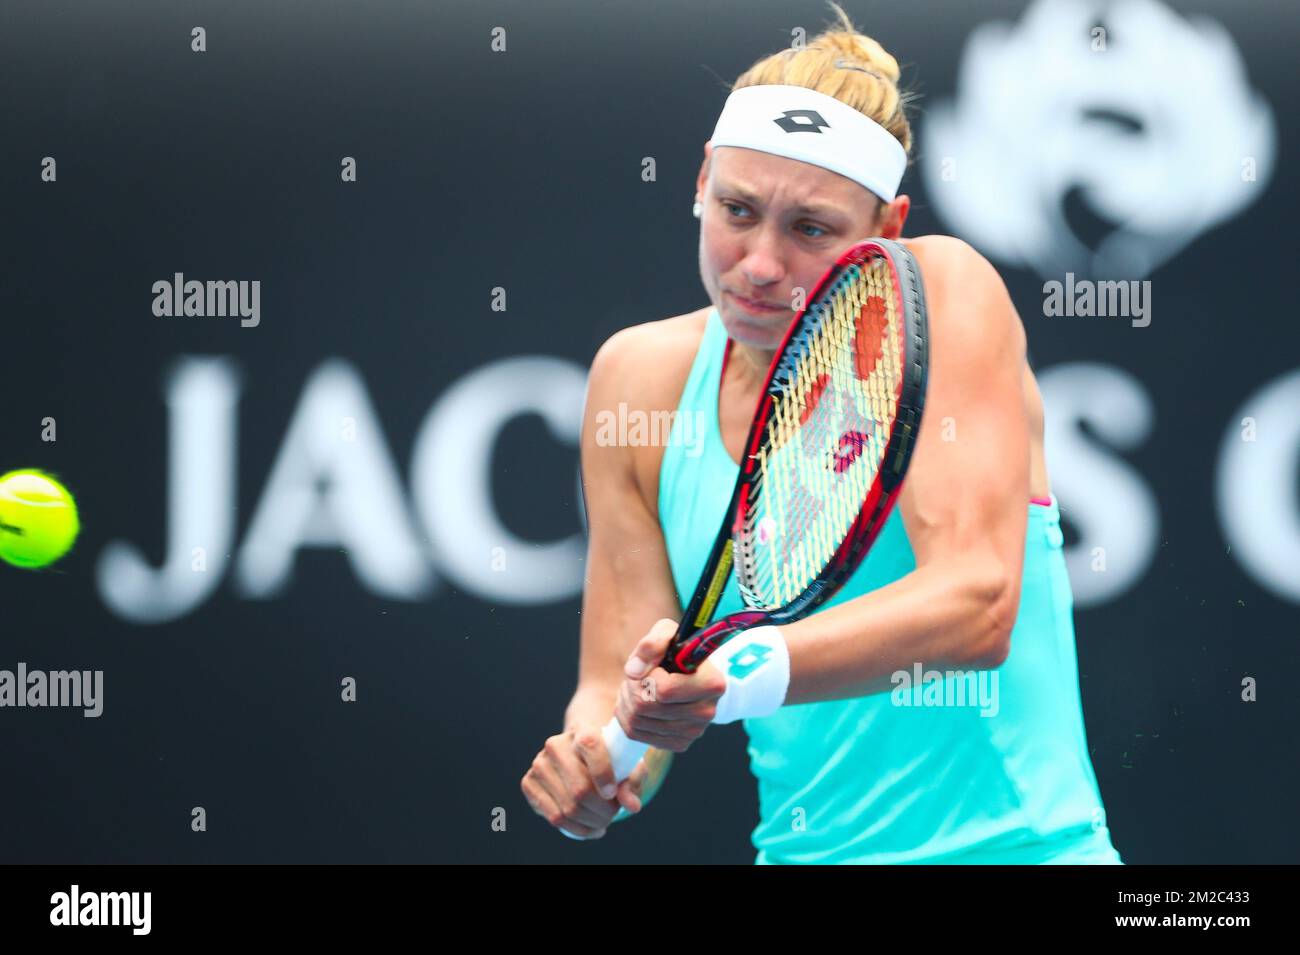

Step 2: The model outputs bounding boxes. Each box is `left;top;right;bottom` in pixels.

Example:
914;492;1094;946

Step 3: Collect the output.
779;236;1030;704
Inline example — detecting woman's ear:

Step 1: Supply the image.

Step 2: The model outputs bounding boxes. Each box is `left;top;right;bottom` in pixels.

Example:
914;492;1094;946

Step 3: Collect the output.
696;142;713;198
875;194;911;239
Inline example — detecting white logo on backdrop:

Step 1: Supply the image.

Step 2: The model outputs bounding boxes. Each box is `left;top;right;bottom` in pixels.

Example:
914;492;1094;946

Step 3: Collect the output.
916;0;1294;608
97;357;587;625
95;355;1300;622
1036;364;1159;604
1216;371;1300;604
921;0;1275;279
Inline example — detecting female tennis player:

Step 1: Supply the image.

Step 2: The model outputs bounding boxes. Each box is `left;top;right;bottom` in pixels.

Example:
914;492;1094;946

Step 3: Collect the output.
520;3;1122;864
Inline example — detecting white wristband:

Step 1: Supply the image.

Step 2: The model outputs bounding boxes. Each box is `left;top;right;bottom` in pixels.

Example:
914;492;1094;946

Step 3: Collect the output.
707;625;791;724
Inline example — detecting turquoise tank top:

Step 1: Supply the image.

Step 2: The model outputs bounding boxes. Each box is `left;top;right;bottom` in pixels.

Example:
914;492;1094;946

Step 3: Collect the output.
658;308;1122;864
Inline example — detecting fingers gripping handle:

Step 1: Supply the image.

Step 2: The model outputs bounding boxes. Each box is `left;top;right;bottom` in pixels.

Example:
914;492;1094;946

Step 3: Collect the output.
558;717;649;840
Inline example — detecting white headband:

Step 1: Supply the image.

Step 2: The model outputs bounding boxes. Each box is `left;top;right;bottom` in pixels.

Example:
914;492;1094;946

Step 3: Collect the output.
709;84;907;202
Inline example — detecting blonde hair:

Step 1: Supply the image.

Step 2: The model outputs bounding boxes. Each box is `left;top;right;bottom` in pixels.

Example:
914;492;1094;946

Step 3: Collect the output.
730;1;916;158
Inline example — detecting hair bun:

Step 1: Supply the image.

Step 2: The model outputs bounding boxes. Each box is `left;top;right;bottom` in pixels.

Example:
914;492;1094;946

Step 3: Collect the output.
728;1;915;157
826;34;901;85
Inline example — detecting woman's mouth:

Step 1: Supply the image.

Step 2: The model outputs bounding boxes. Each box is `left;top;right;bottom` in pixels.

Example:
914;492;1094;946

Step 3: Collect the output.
727;291;788;316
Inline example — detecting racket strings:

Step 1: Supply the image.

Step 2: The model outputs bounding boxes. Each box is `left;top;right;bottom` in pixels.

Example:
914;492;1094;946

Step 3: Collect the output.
736;256;905;610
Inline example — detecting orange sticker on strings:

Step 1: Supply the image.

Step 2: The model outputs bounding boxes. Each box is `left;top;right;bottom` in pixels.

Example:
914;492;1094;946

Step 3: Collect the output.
798;372;831;427
855;295;888;379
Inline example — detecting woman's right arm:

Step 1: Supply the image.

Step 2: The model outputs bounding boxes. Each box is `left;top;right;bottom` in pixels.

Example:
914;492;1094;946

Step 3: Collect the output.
520;326;685;838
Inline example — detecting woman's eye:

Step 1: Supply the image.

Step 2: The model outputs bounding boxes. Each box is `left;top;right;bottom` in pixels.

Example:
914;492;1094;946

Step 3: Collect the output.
720;203;827;238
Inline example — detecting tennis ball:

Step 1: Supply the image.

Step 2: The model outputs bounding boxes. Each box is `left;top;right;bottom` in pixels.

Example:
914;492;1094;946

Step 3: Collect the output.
0;469;81;569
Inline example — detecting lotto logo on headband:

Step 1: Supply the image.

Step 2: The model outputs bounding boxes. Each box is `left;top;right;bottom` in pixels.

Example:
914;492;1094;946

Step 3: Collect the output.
710;85;908;202
774;109;830;134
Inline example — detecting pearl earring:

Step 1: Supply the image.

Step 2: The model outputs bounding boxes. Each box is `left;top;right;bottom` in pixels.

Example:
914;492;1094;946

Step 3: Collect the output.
692;200;703;219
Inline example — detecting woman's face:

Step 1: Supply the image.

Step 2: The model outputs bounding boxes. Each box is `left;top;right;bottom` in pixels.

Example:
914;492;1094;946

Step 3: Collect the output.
697;144;891;353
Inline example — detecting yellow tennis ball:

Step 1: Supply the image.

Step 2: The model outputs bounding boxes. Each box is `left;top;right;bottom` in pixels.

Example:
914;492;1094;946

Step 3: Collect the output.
0;469;81;569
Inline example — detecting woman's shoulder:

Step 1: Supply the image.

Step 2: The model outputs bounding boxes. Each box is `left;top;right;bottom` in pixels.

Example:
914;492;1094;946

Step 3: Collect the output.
588;306;713;410
899;233;1026;358
899;234;1009;300
585;307;716;517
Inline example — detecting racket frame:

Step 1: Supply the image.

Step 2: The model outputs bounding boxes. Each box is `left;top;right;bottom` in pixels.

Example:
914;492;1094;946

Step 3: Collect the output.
667;237;929;673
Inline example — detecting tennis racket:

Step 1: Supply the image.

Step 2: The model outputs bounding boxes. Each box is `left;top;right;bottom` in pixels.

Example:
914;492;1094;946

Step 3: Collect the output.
598;236;930;792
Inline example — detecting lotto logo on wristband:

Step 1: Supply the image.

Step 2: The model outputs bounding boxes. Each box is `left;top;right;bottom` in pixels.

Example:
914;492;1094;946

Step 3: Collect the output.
710;627;791;724
721;642;772;680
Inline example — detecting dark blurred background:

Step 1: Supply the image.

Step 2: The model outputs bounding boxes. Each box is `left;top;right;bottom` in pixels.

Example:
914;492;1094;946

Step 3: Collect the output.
1;0;1296;862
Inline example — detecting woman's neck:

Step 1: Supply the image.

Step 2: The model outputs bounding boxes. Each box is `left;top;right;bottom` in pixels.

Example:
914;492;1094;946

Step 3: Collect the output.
725;339;776;390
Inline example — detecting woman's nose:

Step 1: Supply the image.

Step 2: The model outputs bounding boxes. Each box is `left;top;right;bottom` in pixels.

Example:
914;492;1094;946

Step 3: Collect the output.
738;230;787;287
